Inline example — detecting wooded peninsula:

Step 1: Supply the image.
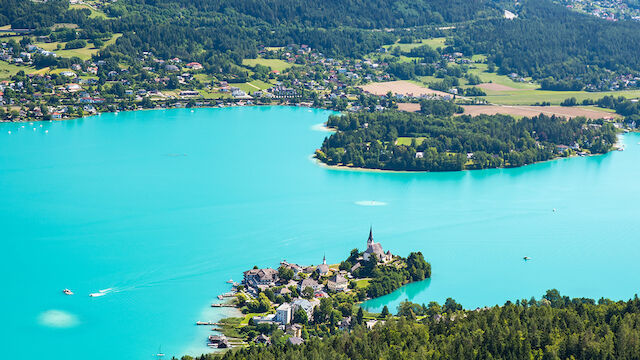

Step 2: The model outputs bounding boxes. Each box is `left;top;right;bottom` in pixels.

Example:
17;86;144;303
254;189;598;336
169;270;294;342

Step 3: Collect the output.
315;104;619;172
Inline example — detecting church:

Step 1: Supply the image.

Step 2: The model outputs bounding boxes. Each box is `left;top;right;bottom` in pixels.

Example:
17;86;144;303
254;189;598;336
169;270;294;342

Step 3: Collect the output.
363;227;393;263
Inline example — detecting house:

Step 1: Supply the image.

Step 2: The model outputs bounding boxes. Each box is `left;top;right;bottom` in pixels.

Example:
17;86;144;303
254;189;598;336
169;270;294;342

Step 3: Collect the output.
254;334;271;345
252;314;276;324
287;336;304;346
415;152;424;159
363;227;393;263
185;62;203;70
291;298;319;320
65;83;82;92
60;71;77;78
366;319;382;329
315;255;330;276
327;273;348;292
298;278;321;293
165;64;180;72
51;112;62;119
243;268;279;288
338;316;351;330
275;303;292;325
276;287;292;296
286;323;302;337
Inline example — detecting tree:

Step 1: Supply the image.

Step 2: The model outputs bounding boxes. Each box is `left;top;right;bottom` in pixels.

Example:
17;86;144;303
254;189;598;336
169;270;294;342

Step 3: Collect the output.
356;307;364;325
443;298;462;313
381;305;389;318
302;286;314;299
293;308;308;325
278;266;294;282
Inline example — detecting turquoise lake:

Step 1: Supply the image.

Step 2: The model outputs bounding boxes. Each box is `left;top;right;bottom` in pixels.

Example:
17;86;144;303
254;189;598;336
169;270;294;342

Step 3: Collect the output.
1;106;639;359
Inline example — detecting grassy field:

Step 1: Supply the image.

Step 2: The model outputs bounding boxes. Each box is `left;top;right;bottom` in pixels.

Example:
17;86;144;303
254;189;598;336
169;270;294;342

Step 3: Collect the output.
384;37;448;52
396;137;426;146
242;58;296;72
354;278;372;288
0;61;38;79
466;63;537;90
33;33;121;61
69;4;109;19
483;89;640;105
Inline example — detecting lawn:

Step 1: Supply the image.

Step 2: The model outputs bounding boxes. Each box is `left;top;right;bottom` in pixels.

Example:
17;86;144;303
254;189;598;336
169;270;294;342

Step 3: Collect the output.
384;37;448;52
354;278;372;288
33;33;122;61
396;137;426;146
0;61;37;79
466;63;538;90
242;58;296;72
69;4;109;18
483;89;640;106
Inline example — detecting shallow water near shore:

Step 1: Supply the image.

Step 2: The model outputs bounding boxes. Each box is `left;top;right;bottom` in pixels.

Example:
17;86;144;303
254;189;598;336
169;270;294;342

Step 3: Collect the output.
1;106;639;359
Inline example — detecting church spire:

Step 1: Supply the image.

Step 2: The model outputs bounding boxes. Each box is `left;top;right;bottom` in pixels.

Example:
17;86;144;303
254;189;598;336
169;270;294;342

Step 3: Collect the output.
323;253;326;265
368;226;373;245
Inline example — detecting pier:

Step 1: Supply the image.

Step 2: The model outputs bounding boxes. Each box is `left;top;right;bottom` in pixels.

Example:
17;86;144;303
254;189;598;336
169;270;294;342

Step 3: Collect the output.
196;321;225;326
211;303;236;307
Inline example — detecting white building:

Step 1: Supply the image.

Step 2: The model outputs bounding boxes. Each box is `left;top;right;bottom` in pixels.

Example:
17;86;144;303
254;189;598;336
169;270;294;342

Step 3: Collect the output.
275;303;292;325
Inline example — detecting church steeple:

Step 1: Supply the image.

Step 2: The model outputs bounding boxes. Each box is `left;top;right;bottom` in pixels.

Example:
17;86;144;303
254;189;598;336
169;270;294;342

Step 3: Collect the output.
323;253;326;265
368;226;374;245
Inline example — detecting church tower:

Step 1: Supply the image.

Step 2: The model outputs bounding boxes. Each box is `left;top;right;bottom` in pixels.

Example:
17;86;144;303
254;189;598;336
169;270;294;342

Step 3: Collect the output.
367;226;374;246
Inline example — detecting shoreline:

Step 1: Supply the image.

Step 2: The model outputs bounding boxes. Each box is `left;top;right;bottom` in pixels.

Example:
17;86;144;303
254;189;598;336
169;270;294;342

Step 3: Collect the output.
312;137;630;174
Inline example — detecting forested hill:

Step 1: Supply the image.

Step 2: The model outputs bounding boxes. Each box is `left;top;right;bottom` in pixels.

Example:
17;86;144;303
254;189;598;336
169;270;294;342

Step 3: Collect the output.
142;0;501;28
4;0;640;88
452;0;640;89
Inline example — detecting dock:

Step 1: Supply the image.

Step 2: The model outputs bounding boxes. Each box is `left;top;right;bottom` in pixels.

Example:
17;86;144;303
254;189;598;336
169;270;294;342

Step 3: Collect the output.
196;321;225;326
211;303;236;307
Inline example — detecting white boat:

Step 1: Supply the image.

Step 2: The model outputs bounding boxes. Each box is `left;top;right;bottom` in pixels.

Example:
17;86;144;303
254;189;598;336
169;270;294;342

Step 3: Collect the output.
226;279;234;284
63;289;74;295
523;256;531;261
89;292;106;297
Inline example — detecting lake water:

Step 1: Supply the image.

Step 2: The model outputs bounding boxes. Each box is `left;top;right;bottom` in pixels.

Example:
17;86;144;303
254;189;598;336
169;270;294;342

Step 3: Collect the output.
1;106;639;359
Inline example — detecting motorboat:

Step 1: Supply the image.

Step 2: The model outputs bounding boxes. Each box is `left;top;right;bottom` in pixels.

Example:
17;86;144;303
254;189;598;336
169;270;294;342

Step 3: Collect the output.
226;279;234;284
523;256;531;261
89;292;106;297
63;289;74;295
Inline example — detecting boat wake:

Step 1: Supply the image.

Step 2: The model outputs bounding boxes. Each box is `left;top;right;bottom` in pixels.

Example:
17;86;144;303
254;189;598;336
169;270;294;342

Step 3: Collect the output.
355;200;388;207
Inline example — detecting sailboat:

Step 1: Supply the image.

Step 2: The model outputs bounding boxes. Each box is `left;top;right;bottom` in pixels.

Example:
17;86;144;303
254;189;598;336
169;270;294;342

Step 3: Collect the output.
155;346;165;359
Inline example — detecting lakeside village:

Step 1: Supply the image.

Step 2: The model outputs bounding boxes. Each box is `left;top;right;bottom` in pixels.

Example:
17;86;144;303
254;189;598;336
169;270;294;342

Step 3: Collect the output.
0;41;453;122
3;36;640;124
197;228;432;350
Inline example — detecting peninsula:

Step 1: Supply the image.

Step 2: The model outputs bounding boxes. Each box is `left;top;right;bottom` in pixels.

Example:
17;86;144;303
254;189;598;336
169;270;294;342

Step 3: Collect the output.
315;108;620;172
201;227;431;349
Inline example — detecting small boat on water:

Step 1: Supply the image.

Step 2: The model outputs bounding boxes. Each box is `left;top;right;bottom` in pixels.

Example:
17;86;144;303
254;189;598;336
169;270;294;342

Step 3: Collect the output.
523;256;531;261
63;289;74;295
89;292;106;297
217;295;223;300
226;279;234;284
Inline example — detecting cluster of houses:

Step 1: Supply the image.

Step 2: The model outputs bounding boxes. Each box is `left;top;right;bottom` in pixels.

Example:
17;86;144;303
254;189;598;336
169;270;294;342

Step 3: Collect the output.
235;228;393;346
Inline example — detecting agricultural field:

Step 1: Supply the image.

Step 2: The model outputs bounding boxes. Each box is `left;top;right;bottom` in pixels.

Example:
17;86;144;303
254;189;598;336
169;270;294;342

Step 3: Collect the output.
360;80;450;97
32;33;121;61
460;105;621;120
0;61;37;79
482;89;640;106
242;58;297;72
383;37;447;52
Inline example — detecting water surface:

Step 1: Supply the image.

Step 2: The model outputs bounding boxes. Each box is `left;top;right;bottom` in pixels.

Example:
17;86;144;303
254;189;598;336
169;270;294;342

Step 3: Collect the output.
1;107;639;359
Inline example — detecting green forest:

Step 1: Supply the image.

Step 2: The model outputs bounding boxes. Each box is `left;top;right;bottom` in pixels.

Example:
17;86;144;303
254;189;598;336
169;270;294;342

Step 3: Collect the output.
316;108;618;171
4;0;640;89
183;290;640;360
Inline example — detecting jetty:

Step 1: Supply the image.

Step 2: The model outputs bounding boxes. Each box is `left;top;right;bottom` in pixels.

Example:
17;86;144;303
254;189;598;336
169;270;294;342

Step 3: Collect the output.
196;321;225;326
211;303;236;308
